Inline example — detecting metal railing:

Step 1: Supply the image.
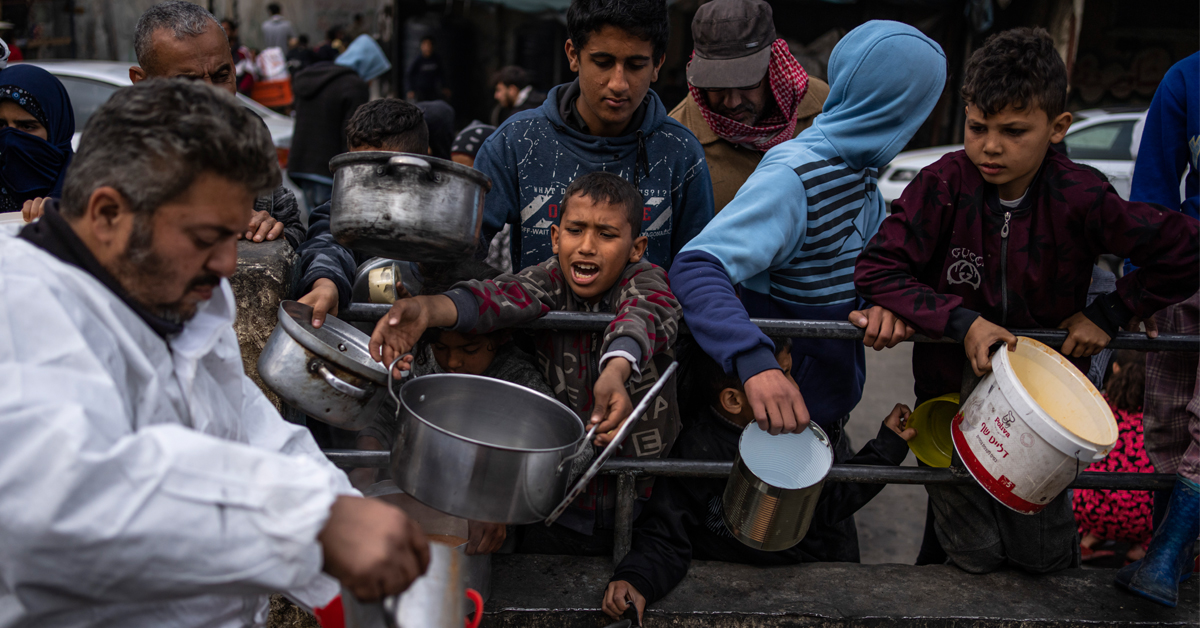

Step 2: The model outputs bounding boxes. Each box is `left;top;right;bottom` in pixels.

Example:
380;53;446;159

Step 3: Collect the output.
329;304;1198;563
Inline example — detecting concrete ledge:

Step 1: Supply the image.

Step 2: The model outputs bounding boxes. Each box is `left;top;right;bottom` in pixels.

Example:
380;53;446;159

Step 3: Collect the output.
482;555;1198;627
231;239;295;412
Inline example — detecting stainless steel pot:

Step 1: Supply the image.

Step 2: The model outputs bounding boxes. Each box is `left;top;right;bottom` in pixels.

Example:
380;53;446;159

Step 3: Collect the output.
389;374;587;524
721;423;833;551
330;152;492;262
258;301;389;429
391;363;679;526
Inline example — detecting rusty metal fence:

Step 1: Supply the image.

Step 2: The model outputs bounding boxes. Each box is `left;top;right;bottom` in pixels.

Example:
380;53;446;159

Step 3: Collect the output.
328;303;1198;562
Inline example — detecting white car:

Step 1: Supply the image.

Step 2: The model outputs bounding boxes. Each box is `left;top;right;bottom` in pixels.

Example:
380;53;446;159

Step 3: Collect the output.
20;60;309;217
878;107;1149;208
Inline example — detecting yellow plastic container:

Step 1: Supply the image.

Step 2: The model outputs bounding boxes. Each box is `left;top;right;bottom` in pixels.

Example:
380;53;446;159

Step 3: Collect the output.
907;393;960;468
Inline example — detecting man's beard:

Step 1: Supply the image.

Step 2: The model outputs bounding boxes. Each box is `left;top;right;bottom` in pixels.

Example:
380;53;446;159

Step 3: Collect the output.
110;218;221;324
713;102;761;125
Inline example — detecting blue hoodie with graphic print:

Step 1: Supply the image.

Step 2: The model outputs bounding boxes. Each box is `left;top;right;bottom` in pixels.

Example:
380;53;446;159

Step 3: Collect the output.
670;21;947;428
475;81;714;270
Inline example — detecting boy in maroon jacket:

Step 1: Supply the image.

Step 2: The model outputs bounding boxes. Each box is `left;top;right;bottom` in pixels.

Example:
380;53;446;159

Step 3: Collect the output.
852;28;1199;574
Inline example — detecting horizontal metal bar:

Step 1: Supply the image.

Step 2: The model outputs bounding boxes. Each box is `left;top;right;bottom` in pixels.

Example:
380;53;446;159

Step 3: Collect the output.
322;450;1176;491
338;304;1198;352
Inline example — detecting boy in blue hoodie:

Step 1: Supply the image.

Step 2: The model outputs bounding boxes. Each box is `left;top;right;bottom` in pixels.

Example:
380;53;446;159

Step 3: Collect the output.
669;21;947;437
475;0;715;272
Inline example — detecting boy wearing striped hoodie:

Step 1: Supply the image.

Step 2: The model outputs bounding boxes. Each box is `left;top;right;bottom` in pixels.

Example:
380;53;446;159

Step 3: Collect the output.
669;21;947;439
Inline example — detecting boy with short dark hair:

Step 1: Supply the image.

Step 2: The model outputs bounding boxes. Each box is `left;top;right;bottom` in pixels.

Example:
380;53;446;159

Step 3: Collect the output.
853;27;1199;575
476;0;714;273
295;98;429;329
601;340;914;622
371;171;683;549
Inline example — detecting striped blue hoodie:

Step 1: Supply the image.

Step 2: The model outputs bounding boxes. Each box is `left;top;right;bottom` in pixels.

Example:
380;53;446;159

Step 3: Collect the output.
670;21;946;427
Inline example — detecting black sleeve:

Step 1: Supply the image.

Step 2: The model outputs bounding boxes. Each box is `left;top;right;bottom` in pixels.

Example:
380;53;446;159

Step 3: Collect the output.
810;423;910;527
294;201;358;308
267;185;305;249
610;475;717;605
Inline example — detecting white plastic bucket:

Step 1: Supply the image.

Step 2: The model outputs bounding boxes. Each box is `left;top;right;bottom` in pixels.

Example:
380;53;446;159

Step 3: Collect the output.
952;336;1118;514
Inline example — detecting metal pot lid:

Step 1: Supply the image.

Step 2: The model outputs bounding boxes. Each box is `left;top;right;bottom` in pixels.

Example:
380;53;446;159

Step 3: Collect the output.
329;150;493;192
277;300;389;385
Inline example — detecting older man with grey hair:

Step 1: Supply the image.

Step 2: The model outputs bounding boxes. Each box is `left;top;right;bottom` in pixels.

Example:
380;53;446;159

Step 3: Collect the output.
128;0;305;248
0;79;430;627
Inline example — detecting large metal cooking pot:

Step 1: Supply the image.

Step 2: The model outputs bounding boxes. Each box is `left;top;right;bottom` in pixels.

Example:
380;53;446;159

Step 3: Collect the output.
391;363;679;526
330;151;492;262
721;423;833;551
389;374;588;524
258;301;389;429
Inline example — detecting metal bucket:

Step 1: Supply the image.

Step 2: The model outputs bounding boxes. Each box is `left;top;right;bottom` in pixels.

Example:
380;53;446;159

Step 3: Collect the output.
721;423;833;551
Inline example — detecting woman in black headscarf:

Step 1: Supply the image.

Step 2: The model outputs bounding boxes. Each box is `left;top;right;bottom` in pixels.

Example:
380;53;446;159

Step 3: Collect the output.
0;61;75;219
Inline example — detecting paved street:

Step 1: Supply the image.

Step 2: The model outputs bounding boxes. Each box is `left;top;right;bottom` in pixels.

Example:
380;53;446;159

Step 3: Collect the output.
844;343;926;564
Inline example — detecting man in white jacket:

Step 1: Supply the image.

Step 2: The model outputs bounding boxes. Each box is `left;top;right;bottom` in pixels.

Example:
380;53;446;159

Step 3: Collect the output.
0;79;428;626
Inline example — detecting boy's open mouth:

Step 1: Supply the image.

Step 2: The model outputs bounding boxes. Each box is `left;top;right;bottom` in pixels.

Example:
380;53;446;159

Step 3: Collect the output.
570;262;601;285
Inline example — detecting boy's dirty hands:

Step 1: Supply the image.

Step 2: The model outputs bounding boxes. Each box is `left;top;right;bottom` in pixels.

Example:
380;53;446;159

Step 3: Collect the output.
883;403;916;441
603;580;645;624
369;295;459;378
963;318;1017;376
744;369;810;435
591;358;634;446
1059;312;1111;358
849;306;916;350
465;521;506;555
370;299;430;377
298;278;340;328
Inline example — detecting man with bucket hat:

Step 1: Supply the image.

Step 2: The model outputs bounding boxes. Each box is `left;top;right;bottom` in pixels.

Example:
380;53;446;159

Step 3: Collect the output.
669;0;829;213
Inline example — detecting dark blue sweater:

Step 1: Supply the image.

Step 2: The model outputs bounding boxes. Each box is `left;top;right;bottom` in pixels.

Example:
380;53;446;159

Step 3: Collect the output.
475;81;714;270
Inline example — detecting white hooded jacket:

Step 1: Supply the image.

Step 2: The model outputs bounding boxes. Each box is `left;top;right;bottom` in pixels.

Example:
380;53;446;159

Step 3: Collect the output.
0;226;355;627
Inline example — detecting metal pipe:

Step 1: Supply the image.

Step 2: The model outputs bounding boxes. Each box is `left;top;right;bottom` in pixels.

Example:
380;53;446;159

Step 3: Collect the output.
337;305;1198;352
613;472;637;565
322;450;1177;491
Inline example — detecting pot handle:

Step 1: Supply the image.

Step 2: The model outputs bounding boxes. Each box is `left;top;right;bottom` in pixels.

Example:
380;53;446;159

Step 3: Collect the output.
465;589;484;628
309;360;371;399
556;423;599;474
544;361;679;525
387;155;437;182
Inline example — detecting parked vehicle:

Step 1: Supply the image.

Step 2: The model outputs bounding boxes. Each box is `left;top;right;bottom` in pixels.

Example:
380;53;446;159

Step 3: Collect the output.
878;107;1149;209
20;60;309;217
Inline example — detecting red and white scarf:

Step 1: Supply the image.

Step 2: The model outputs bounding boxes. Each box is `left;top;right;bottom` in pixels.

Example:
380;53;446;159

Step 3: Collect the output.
689;39;809;152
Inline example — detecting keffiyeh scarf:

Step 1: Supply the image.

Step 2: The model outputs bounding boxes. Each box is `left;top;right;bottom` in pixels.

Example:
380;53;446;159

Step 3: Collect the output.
689;39;809;152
